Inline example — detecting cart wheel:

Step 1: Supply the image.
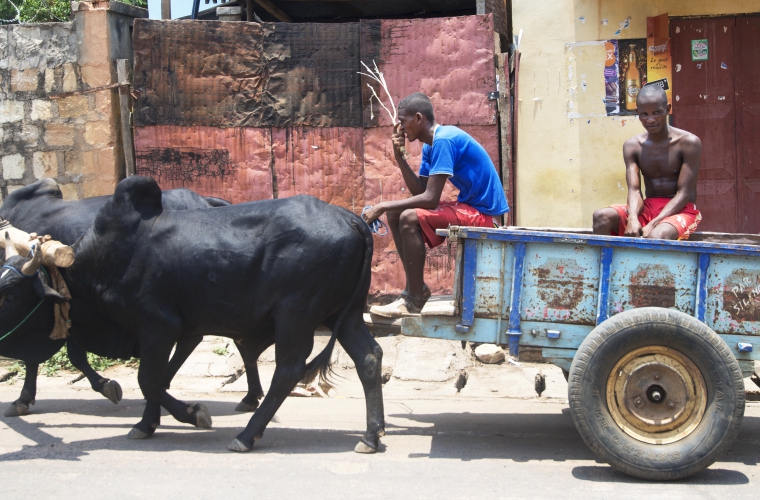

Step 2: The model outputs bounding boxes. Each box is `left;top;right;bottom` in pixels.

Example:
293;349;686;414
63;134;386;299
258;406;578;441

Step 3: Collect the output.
568;307;744;480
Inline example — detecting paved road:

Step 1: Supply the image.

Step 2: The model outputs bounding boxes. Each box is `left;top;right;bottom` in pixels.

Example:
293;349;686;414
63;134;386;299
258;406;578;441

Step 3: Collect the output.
0;381;759;499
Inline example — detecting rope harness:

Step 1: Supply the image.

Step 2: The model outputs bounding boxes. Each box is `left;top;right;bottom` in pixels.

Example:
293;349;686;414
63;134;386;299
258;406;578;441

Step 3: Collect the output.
361;206;388;236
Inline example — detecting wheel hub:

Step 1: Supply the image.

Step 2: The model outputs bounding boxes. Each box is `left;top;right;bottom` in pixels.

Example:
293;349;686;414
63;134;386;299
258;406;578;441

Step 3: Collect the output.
607;346;707;444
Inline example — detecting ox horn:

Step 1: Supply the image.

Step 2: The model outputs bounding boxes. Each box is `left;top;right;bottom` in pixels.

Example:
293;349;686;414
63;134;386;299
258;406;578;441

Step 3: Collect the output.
21;242;43;276
4;231;18;260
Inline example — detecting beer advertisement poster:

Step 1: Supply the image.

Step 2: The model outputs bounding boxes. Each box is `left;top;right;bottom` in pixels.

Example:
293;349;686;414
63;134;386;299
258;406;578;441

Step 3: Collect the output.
647;14;673;106
611;39;647;116
604;41;620;115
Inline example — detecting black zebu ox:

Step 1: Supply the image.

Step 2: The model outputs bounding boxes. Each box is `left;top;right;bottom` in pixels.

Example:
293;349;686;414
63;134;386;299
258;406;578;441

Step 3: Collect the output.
0;176;385;452
0;179;264;417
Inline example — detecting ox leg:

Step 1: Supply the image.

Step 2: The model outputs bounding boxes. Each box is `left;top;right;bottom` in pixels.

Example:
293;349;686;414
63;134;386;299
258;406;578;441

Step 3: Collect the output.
129;337;212;439
229;325;313;452
66;342;122;404
162;336;203;390
5;362;38;417
235;340;269;412
334;312;386;453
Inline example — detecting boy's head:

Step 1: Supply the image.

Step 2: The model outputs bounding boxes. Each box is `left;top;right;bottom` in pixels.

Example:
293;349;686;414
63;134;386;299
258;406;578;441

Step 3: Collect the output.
397;93;435;142
636;84;670;135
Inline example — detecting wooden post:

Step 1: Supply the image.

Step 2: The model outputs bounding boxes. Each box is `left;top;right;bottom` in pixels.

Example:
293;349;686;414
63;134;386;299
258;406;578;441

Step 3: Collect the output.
246;0;254;21
117;59;136;178
496;49;514;226
161;0;171;19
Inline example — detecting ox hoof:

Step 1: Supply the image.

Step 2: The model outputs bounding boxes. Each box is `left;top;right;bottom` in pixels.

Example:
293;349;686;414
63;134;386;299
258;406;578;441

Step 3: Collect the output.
127;427;152;440
192;404;213;429
228;438;252;453
4;403;29;417
100;380;123;405
235;400;259;413
354;441;377;454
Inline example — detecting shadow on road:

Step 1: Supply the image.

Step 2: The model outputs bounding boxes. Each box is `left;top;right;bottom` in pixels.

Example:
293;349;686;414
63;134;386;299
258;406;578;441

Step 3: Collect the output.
2;396;759;489
571;466;749;485
389;410;760;474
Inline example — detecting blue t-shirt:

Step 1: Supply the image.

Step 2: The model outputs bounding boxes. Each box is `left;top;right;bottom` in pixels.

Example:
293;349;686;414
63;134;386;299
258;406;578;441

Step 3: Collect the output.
419;125;509;216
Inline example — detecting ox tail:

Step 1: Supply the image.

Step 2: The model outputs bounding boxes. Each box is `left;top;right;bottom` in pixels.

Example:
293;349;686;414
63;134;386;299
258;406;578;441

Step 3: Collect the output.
302;218;374;390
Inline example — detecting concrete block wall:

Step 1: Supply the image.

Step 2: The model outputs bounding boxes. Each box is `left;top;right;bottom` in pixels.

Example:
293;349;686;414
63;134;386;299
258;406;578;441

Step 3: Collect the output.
0;1;146;202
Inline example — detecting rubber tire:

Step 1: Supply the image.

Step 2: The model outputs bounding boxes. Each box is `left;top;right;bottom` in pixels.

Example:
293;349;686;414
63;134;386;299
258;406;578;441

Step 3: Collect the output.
568;307;744;480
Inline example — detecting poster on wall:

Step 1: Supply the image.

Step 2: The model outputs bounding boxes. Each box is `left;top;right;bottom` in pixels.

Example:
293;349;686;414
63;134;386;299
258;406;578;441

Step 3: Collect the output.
604;41;620;115
647;13;673;106
606;39;647;116
691;39;709;60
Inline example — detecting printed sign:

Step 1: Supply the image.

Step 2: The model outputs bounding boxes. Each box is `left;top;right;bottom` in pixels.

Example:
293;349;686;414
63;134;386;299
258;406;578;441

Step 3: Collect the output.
604;41;620;115
647;14;673;106
646;78;670;91
691;39;708;61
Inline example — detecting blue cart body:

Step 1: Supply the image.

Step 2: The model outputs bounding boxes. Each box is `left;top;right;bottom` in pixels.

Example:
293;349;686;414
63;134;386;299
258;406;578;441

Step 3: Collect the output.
400;227;760;377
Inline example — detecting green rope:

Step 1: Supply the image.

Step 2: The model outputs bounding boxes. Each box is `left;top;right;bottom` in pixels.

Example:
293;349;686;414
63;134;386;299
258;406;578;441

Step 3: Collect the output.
0;267;51;343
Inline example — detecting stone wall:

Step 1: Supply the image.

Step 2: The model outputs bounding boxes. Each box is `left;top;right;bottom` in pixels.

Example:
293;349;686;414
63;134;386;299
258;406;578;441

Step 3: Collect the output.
0;1;146;202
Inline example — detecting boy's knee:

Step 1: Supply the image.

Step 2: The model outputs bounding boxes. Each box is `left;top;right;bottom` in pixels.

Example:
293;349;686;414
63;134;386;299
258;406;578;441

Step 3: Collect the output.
592;208;607;224
399;209;418;230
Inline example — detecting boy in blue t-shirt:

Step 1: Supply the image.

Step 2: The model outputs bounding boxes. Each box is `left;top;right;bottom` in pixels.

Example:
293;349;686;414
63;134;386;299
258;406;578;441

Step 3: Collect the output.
363;92;509;317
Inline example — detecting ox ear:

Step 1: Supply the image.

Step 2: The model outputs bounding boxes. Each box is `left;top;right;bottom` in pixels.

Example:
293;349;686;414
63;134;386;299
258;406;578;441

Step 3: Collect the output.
32;276;67;303
112;176;163;219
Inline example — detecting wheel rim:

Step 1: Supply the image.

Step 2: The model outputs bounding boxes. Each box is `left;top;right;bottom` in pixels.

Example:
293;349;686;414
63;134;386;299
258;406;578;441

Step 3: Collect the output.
606;345;707;445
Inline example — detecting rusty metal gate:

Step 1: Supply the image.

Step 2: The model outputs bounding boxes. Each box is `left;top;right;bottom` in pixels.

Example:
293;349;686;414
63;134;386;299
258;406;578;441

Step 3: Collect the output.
132;16;506;302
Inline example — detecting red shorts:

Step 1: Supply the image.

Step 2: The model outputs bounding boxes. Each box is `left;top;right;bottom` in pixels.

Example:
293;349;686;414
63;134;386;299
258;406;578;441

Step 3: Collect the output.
609;198;702;240
416;201;498;248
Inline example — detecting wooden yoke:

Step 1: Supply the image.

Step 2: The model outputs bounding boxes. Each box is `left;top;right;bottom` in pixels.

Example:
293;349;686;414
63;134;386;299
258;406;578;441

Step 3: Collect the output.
0;220;75;267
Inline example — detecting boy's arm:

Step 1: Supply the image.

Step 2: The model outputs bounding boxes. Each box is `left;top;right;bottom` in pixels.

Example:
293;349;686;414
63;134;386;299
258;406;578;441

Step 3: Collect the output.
362;175;447;223
392;123;427;195
623;139;645;237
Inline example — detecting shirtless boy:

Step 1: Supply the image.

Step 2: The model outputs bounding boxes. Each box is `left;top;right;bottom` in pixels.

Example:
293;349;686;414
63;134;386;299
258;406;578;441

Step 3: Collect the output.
592;84;703;240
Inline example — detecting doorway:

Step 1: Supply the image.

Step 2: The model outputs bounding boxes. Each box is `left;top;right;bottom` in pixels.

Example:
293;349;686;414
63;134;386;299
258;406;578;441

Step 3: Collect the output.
670;15;760;233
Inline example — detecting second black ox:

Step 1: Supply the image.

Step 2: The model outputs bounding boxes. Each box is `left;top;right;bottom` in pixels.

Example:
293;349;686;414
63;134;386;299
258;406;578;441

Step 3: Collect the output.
0;176;385;453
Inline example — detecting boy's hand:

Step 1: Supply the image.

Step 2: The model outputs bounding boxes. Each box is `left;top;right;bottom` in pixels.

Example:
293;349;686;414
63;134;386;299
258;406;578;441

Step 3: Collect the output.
392;123;406;158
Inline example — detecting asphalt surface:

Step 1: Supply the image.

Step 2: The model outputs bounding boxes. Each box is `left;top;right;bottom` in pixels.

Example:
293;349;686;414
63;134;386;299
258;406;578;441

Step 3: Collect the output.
1;378;759;499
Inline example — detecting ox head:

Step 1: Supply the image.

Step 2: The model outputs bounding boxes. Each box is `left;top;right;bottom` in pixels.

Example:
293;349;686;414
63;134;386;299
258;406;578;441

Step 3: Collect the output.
0;232;66;346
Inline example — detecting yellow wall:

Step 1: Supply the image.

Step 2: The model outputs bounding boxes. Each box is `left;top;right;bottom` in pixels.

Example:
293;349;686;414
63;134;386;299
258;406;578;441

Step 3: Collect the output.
513;0;760;227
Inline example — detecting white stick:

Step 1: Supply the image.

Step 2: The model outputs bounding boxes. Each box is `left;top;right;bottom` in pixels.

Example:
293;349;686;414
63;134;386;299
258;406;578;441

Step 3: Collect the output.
358;60;398;124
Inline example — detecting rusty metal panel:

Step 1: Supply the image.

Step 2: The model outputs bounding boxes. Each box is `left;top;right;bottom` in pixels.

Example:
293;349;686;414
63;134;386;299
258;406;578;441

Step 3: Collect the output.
519;244;600;325
133;20;362;128
608;249;698;317
474;240;514;318
706;255;760;335
133;125;273;204
360;16;498;128
272;127;364;212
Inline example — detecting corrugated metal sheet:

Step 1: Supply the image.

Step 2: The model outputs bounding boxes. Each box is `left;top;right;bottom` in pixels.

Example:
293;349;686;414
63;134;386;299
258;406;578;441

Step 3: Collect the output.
272;127;364;211
361;16;497;128
134;125;273;204
133;20;362;128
